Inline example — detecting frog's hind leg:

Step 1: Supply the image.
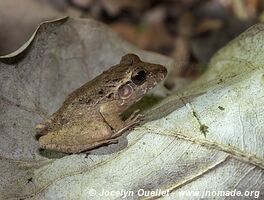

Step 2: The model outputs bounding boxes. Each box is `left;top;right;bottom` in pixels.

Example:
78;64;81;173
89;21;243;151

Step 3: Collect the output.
38;118;114;153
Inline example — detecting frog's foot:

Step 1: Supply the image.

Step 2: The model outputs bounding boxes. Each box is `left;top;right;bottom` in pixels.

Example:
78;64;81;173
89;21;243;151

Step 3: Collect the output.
107;110;144;139
106;139;119;144
125;109;144;126
82;139;119;155
113;109;144;136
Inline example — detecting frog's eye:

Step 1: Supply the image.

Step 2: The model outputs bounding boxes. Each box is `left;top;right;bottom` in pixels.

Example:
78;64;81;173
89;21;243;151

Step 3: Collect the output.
118;84;133;99
131;69;146;85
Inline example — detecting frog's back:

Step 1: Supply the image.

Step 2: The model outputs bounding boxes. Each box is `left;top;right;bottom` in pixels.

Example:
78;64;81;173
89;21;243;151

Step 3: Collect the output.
58;63;126;114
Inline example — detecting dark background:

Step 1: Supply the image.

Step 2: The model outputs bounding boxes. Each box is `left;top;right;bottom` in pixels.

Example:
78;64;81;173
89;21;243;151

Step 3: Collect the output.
0;0;262;78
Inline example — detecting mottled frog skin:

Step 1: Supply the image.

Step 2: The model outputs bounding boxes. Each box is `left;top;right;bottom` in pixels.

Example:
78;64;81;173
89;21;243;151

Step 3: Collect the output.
37;53;167;153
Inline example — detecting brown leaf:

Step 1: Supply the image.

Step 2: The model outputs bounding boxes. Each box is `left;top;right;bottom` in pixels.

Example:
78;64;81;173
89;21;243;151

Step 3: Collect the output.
0;17;175;199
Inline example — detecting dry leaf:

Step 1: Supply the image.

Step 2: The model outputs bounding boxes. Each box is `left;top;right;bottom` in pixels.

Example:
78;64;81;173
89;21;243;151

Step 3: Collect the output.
0;0;64;55
0;18;263;199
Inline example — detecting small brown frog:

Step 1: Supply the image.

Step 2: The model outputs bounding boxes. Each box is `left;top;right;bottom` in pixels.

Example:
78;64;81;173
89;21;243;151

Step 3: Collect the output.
37;53;167;153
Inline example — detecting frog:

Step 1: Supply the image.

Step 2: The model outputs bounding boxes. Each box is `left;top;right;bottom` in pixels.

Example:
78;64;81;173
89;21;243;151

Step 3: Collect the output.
36;53;167;153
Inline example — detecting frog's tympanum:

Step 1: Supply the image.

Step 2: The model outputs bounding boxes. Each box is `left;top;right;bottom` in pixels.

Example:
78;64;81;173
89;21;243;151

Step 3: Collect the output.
37;53;167;153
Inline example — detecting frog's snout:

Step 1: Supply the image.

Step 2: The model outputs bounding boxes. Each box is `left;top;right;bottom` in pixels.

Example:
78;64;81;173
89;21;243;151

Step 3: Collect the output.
35;122;49;138
160;66;167;79
152;64;167;82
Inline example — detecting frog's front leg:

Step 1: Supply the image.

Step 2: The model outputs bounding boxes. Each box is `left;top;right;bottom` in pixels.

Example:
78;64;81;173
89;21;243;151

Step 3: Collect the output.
125;109;143;126
100;102;141;137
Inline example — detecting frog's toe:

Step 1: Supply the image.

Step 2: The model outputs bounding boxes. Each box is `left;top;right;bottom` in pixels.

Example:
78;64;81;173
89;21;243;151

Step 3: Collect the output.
126;109;144;125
